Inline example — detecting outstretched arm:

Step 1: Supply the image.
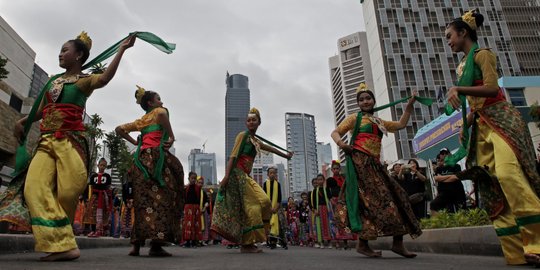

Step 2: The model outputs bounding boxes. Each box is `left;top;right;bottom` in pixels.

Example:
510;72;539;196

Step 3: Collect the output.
96;35;136;88
394;91;417;130
260;142;293;160
115;125;137;146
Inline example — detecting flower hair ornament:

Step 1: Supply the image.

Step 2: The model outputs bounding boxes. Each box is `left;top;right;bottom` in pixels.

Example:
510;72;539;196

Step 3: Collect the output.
460;9;479;31
135;85;146;104
76;31;92;50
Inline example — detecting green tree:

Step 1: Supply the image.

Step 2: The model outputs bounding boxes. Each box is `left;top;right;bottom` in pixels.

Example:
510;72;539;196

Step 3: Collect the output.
89;63;107;74
0;56;9;81
104;131;133;184
85;114;105;173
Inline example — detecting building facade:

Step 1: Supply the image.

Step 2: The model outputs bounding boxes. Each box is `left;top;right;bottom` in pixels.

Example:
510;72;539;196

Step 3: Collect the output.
316;142;333;175
329;32;374;161
359;0;540;162
0;16;46;184
285;113;318;199
225;73;250;161
188;148;218;185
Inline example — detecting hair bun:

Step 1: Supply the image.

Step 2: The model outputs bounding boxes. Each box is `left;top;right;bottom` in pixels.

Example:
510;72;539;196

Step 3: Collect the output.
473;12;484;28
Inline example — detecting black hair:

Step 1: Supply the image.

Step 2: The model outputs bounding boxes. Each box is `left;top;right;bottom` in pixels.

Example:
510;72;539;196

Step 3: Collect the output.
316;173;325;179
311;178;317;183
188;171;197;178
300;192;308;197
408;159;420;168
136;90;158;111
68;39;90;64
98;157;108;164
267;167;277;174
447;12;484;42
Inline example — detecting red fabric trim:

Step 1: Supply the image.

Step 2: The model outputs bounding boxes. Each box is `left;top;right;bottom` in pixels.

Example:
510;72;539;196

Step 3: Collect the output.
333;175;345;188
141;131;162;149
40;103;85;134
472;80;506;109
352;133;382;159
236;155;254;174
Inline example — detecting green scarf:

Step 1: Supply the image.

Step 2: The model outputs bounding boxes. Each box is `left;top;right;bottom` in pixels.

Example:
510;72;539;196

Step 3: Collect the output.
345;95;433;232
13;32;175;176
443;43;479;166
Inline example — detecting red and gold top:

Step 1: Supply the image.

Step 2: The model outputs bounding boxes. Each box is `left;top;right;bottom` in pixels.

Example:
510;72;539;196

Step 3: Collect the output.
230;132;258;174
117;107;168;149
40;74;102;135
336;114;401;159
457;49;506;112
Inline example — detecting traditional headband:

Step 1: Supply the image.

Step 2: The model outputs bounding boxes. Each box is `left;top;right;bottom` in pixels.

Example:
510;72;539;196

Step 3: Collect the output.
76;31;92;50
248;107;260;119
135;85;146;104
356;82;370;93
460;9;478;31
332;160;340;165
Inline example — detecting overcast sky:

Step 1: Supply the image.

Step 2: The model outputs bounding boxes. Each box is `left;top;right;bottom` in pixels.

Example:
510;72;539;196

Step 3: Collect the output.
0;0;365;181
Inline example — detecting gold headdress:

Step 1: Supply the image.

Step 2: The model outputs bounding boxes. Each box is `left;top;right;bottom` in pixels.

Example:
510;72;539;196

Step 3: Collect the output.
356;82;369;93
248;107;261;120
135;85;146;104
76;31;92;50
461;9;478;31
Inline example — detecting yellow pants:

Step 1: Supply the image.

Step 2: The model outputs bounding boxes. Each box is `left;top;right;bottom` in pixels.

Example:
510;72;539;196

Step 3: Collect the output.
24;135;88;252
242;178;272;245
476;121;540;264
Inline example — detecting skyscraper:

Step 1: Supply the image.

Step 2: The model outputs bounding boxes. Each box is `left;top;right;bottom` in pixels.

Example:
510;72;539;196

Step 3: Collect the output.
316;142;333;174
225;73;250;161
285;113;318;198
188;148;218;185
359;0;539;161
329;32;374;161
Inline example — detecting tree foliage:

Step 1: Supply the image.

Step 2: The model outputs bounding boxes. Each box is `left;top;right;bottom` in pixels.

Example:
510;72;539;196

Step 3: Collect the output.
0;56;9;81
84;114;104;173
104;131;133;183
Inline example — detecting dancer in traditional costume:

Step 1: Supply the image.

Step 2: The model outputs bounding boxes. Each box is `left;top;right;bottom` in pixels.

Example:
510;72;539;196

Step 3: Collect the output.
310;174;333;249
182;172;207;247
11;32;136;261
197;177;212;245
116;86;184;257
212;108;293;253
263;167;283;249
84;158;112;237
445;9;540;266
298;192;311;247
331;83;425;258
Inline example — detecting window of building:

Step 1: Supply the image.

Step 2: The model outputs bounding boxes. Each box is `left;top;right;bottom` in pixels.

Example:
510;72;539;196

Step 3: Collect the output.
506;88;527;106
9;94;23;112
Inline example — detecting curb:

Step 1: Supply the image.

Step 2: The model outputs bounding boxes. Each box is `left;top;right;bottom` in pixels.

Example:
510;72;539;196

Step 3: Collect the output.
369;225;503;257
0;234;130;255
0;226;503;257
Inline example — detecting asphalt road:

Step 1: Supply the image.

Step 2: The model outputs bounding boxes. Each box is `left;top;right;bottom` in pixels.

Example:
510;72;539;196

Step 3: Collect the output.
0;244;513;270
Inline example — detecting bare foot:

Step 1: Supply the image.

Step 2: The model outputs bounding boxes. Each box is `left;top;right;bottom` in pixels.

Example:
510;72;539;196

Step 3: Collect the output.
148;246;172;257
240;245;263;253
356;241;382;258
391;245;417;258
40;248;80;261
525;253;540;267
128;244;140;256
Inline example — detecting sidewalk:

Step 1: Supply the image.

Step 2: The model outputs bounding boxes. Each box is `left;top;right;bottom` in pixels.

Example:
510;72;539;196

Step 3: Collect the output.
369;225;503;257
0;225;502;257
0;234;130;255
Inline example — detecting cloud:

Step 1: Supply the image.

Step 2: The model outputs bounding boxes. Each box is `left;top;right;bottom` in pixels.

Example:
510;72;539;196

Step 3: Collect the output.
0;0;364;181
